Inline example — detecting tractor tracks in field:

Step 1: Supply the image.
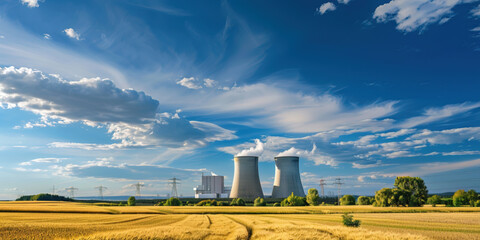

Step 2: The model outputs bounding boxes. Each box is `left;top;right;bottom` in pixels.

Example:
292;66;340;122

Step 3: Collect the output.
225;216;252;240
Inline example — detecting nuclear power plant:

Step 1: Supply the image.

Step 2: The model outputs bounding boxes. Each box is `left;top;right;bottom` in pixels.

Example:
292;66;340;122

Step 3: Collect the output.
271;156;305;198
229;156;264;199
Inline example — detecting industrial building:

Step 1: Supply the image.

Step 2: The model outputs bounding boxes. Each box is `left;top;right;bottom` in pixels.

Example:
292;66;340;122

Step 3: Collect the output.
229;156;264;199
271;156;306;198
193;174;230;198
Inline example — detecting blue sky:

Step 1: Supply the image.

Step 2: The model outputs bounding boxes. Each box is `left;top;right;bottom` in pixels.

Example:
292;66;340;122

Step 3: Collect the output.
1;0;480;199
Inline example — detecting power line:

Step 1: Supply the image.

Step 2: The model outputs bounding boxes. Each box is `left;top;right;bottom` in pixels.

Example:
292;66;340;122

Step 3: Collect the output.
65;186;78;199
334;178;344;205
95;185;108;200
319;179;326;197
168;177;180;198
133;182;144;197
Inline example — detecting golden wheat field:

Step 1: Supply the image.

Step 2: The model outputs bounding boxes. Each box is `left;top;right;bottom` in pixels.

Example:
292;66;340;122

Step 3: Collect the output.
0;202;479;240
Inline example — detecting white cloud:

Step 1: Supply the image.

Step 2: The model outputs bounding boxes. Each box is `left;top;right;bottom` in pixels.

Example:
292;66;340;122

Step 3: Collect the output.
472;4;480;17
379;129;416;139
63;28;81;40
373;0;473;32
176;77;202;89
0;67;236;149
442;150;480;156
338;0;351;4
203;78;216;88
187;82;397;133
399;102;480;128
43;33;51;40
408;127;480;145
352;160;388;169
21;0;39;8
317;2;337;15
391;158;480;177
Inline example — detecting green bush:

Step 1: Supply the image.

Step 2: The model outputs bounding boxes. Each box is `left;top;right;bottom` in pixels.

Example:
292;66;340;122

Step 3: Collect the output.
427;195;442;207
127;196;136;206
306;188;320;206
230;198;246;206
340;195;355;205
217;201;229;206
273;202;281;207
342;213;361;227
164;197;182;206
281;193;307;206
453;190;468;207
254;197;266;206
475;200;480;207
196;199;217;206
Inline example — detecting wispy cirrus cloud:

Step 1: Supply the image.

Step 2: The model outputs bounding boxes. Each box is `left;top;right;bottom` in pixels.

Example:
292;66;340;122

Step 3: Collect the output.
373;0;476;32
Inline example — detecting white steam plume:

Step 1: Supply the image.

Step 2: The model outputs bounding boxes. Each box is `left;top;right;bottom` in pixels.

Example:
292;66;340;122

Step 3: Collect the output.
235;139;264;157
277;144;317;157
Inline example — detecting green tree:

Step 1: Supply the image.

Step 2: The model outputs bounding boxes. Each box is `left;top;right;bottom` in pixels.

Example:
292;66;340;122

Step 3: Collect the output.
254;197;266;206
164;197;182;206
230;198;246;206
356;196;372;205
281;193;307;206
453;190;469;207
427;195;442;207
127;196;136;206
467;189;478;207
390;189;411;207
374;188;393;207
394;176;428;206
340;195;355;205
306;188;320;206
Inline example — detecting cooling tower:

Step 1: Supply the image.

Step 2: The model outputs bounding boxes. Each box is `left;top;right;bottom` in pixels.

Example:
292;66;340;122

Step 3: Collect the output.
229;156;264;199
271;156;305;198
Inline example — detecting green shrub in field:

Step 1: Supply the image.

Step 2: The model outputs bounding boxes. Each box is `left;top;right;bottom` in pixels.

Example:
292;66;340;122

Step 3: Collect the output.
306;188;320;206
475;200;480;207
254;197;266;206
356;196;372;205
217;201;229;206
340;195;355;205
281;193;307;206
196;199;217;206
342;213;361;227
273;202;281;207
427;195;442;207
230;198;246;206
164;197;182;206
453;190;468;207
127;196;136;206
